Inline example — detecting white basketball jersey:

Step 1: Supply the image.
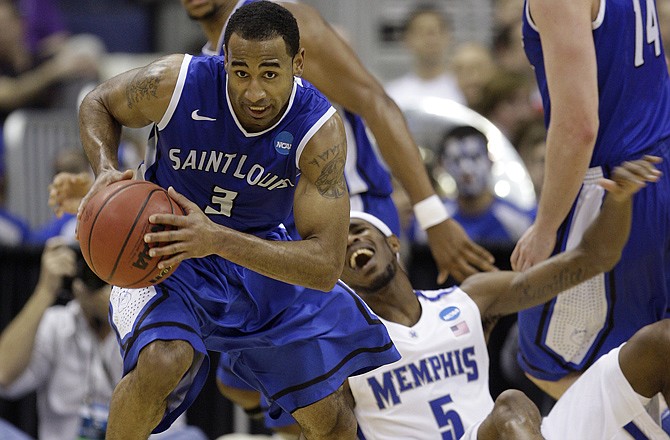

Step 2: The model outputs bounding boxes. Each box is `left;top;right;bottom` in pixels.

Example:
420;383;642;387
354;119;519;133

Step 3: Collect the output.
349;287;494;440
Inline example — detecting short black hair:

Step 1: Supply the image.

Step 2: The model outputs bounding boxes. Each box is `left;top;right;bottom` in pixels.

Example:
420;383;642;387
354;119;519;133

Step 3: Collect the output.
438;125;487;160
224;1;300;58
443;125;486;142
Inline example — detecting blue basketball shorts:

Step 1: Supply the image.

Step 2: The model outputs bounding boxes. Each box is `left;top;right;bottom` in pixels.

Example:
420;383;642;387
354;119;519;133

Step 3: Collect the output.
108;234;399;433
518;147;670;381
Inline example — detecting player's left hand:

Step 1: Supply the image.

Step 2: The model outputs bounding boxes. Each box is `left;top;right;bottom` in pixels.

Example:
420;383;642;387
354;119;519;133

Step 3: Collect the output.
426;219;497;283
144;186;221;268
599;155;662;200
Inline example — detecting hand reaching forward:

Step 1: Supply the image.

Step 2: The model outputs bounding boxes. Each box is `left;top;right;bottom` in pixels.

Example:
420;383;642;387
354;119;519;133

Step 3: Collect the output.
598;155;662;200
426;219;497;284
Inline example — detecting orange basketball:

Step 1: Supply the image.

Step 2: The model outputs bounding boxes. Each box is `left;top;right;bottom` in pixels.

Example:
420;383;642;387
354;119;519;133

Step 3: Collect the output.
78;180;184;289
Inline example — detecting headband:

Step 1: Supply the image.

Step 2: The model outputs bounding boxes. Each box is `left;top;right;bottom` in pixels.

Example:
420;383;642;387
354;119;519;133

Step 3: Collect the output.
349;211;394;237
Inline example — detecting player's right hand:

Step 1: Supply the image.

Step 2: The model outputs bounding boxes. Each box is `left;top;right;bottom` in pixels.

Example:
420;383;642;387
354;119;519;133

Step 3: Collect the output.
76;169;134;234
426;219;497;283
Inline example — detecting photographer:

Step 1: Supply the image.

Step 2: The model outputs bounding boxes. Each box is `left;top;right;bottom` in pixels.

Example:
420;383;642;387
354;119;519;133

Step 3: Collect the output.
0;238;205;440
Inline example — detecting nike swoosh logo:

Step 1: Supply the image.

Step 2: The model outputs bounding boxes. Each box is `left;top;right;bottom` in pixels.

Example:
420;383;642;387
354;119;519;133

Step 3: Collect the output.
191;109;216;121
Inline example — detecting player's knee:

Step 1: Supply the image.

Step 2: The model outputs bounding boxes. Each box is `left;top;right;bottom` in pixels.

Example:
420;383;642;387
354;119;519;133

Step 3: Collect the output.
493;389;542;427
293;388;356;439
634;319;670;359
136;340;194;392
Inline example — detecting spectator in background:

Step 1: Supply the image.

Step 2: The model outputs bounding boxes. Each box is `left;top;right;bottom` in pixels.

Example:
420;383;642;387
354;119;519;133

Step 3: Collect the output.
475;69;535;142
515;117;547;199
385;3;466;109
18;0;68;59
491;11;542;112
492;0;525;29
0;0;99;114
31;148;91;244
431;125;535;247
451;42;496;110
492;19;532;77
0;239;206;440
0;0;99;199
407;125;536;289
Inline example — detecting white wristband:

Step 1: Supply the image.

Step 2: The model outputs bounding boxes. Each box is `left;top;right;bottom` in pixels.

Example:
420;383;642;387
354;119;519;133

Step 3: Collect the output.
413;195;449;230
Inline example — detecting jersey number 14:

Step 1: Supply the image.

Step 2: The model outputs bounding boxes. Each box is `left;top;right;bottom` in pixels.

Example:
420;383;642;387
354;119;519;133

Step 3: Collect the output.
633;0;661;67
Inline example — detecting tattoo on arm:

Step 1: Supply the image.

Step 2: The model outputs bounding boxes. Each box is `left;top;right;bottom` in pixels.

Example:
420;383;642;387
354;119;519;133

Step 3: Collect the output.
517;266;586;306
311;142;346;199
126;70;162;109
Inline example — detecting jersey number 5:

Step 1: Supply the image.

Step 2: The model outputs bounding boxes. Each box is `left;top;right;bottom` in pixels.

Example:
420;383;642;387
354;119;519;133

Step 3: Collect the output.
633;0;661;67
429;394;464;440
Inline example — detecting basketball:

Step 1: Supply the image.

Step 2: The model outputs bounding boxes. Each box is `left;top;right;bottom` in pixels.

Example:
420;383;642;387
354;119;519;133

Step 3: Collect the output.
78;180;185;289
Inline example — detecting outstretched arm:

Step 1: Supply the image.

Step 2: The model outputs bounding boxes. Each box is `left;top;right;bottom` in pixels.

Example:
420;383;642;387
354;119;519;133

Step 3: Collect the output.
466;156;661;319
144;113;349;292
283;2;495;282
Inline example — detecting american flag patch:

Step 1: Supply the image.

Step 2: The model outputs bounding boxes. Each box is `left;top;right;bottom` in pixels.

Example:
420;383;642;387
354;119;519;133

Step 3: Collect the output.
450;321;470;336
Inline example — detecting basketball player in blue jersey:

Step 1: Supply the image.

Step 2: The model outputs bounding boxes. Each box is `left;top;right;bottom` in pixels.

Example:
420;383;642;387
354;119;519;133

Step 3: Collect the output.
345;156;670;439
181;0;497;283
511;0;670;399
76;2;400;439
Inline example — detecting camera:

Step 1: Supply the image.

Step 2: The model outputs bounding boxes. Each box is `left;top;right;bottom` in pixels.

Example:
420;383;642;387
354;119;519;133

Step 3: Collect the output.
60;243;107;299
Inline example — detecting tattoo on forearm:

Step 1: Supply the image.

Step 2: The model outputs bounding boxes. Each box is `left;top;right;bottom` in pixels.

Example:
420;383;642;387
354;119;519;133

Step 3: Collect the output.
126;71;162;109
517;266;586;305
312;142;346;199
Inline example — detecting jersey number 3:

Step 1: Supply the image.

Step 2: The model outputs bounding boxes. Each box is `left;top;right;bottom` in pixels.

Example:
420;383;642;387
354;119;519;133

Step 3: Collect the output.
204;186;238;217
429;394;464;440
633;0;661;67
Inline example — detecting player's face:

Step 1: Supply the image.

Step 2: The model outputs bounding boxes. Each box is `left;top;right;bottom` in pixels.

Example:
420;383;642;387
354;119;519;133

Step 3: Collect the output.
225;33;304;132
181;0;224;21
440;134;491;198
341;219;399;294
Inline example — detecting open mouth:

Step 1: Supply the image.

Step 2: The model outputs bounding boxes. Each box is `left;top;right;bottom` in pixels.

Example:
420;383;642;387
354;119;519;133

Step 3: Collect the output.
247;105;269;118
349;248;375;270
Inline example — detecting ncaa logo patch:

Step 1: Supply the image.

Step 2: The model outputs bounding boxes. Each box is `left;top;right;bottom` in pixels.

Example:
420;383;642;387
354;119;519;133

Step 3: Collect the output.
439;306;461;322
274;131;294;155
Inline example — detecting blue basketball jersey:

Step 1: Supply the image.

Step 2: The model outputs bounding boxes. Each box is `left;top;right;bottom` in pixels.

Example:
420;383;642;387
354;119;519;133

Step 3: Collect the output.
519;0;670;380
205;0;394;200
141;54;335;236
523;0;670;166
